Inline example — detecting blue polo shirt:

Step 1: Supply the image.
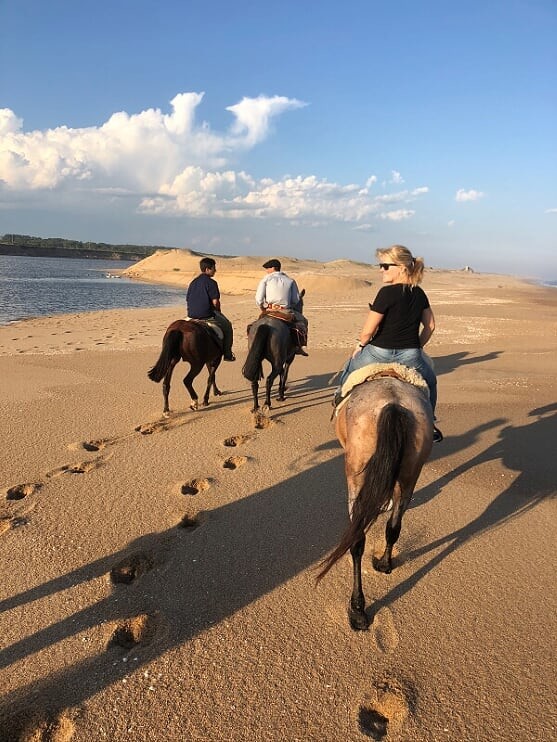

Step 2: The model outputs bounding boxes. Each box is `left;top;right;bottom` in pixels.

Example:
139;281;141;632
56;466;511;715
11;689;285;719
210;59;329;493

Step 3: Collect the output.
186;274;220;319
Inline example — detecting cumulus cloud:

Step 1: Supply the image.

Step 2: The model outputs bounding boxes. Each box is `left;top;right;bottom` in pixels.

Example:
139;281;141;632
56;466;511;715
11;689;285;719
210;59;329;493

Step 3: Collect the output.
455;188;485;202
140;172;427;222
0;92;429;226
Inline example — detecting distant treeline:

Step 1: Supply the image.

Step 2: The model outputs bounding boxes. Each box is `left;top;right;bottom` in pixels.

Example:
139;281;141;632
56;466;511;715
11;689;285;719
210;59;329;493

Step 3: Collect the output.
0;234;169;261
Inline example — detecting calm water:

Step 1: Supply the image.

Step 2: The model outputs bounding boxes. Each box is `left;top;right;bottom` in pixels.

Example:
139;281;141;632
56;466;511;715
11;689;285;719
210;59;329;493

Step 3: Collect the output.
0;255;185;325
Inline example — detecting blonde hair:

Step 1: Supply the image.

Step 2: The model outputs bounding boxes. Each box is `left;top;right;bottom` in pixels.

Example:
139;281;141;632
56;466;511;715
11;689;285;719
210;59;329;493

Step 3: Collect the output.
376;244;425;286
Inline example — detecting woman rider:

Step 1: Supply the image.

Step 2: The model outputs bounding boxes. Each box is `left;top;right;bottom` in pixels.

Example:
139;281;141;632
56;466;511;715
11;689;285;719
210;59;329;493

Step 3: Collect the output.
337;244;442;442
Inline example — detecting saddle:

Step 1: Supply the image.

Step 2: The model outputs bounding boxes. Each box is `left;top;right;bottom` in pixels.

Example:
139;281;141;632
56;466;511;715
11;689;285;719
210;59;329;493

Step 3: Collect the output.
185;317;224;344
261;307;296;323
334;362;429;417
246;310;307;348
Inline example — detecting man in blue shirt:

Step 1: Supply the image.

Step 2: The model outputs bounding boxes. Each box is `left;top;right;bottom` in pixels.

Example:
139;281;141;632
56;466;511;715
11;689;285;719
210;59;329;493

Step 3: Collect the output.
186;257;235;361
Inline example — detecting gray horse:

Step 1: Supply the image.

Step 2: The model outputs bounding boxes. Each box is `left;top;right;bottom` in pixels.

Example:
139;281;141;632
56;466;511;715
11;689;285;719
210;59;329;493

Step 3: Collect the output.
318;375;433;630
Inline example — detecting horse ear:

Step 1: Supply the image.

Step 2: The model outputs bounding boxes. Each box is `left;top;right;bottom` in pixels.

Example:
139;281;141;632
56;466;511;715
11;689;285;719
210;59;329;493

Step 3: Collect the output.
300;288;305;297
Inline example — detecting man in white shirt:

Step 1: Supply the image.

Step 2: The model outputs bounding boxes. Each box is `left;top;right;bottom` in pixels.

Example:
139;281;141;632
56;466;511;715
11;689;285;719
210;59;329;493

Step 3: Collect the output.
255;259;308;355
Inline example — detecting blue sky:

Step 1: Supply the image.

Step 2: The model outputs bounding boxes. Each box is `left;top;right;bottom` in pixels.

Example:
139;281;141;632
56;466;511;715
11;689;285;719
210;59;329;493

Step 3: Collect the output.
1;0;556;279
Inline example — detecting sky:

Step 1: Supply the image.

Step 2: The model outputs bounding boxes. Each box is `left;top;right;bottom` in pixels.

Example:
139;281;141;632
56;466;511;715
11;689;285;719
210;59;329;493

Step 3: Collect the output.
1;0;556;279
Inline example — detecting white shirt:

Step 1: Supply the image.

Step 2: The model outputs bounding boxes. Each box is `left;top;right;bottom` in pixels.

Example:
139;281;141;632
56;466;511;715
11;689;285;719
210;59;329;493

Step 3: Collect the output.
255;271;301;309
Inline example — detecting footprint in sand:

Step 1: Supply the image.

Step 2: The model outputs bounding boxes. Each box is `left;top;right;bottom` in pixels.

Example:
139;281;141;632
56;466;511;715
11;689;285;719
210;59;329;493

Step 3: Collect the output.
5;482;42;500
0;515;31;534
135;418;182;435
252;412;275;430
358;679;412;740
178;511;204;530
47;454;110;479
223;434;253;447
372;607;400;653
19;711;76;742
107;613;159;650
223;456;248;470
180;478;212;496
110;552;154;585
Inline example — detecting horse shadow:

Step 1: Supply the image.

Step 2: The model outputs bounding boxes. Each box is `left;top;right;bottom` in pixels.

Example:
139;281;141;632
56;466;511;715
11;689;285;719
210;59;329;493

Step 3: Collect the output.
373;404;557;619
0;455;347;737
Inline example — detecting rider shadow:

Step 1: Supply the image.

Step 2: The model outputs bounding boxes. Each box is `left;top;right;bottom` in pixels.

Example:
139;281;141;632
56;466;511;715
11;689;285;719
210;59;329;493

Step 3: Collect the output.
372;404;557;619
434;350;503;377
409;416;508;509
0;455;347;736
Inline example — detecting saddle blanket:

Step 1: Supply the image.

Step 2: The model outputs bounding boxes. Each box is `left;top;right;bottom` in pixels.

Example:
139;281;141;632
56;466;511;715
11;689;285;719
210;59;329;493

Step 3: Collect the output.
335;362;429;417
185;317;224;341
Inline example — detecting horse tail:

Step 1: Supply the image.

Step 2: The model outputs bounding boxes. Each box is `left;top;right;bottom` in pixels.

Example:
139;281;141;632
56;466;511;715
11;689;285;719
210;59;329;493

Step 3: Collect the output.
148;329;182;383
242;324;270;382
317;403;407;581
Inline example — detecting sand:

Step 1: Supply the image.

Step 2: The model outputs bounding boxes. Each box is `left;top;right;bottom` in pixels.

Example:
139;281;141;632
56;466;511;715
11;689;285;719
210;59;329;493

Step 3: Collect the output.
0;253;556;742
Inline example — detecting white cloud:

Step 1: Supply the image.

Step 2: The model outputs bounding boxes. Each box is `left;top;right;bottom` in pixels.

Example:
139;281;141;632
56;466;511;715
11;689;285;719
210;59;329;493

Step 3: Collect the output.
0;93;429;227
390;170;404;184
140;173;425;223
226;95;306;147
380;209;415;221
448;219;455;227
544;207;557;214
455;188;485;202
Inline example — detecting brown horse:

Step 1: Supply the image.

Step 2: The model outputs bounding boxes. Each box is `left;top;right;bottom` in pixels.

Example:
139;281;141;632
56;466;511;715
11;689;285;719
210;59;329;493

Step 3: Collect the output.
148;320;223;414
318;375;433;630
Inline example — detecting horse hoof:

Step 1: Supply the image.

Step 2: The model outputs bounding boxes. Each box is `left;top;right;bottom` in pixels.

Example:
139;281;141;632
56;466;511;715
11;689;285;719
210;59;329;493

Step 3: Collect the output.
190;403;198;411
349;610;369;631
162;411;171;418
372;556;392;574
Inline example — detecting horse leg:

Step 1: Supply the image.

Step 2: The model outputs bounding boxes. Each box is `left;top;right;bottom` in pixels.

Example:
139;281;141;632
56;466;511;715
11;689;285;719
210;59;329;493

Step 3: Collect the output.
373;483;404;574
277;360;291;401
209;360;223;397
162;359;178;415
183;362;203;410
202;363;219;406
265;369;279;408
250;380;260;412
349;536;369;630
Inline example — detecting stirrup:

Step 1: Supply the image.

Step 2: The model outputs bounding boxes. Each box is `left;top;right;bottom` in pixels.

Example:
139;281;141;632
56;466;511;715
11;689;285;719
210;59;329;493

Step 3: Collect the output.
433;425;443;443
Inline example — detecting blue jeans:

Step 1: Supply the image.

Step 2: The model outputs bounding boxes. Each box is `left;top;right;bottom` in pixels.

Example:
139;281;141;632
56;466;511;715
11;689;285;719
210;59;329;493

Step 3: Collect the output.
338;345;437;414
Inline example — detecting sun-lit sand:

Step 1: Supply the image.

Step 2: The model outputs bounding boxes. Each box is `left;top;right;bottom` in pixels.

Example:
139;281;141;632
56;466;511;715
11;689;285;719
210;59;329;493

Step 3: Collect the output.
0;251;556;741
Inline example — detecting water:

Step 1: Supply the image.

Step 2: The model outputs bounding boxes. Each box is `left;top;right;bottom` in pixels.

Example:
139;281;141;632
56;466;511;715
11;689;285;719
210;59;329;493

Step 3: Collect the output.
0;255;185;325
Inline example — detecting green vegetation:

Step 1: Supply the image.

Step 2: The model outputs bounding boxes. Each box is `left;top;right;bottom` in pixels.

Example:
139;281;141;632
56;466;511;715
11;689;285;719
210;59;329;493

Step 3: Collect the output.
0;234;168;260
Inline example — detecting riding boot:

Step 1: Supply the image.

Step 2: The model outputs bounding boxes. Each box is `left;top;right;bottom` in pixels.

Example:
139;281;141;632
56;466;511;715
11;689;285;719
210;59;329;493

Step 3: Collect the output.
295;346;309;356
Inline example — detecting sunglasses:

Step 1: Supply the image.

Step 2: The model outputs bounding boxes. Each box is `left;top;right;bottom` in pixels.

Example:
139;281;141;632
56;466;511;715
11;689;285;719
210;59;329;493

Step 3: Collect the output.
378;263;399;270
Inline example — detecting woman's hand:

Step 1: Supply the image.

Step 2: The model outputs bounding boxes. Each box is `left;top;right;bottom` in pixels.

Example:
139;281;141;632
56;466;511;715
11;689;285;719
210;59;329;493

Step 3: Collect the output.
352;344;364;358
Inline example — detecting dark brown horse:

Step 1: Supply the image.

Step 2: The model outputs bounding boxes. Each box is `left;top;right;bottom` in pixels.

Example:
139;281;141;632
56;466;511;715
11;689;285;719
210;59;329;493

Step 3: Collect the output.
148;320;223;414
318;375;433;630
242;291;305;413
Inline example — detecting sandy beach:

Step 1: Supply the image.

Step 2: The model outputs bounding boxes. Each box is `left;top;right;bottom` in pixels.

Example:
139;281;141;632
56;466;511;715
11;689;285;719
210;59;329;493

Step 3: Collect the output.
0;253;556;741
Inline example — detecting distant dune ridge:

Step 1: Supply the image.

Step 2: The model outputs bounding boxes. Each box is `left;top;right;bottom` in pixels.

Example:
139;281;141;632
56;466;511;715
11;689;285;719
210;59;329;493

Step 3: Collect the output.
122;248;374;295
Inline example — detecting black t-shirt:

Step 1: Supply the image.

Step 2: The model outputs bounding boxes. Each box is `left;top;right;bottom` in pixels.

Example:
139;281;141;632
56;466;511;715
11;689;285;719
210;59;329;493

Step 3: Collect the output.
369;284;430;349
186;274;220;319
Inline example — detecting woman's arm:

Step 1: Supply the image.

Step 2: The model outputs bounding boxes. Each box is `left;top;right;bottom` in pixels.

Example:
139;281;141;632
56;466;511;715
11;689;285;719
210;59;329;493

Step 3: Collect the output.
419;307;435;347
352;310;383;356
